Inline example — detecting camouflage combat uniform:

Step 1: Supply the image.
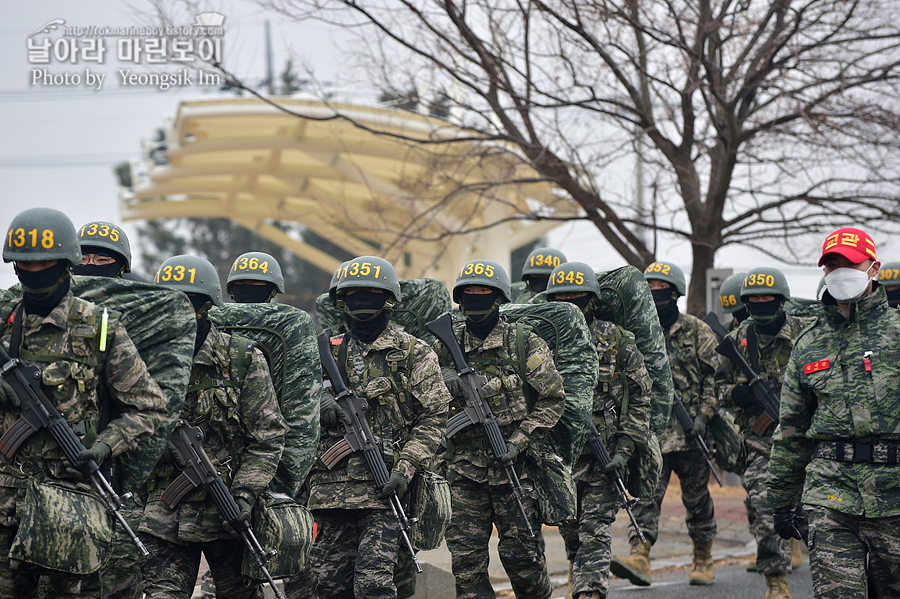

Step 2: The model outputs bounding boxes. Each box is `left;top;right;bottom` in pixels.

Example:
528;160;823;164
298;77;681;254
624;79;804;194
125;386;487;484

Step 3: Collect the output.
715;314;806;577
509;281;536;304
768;287;900;598
628;313;719;547
558;320;651;597
139;324;286;599
308;324;449;599
435;319;566;599
0;293;168;599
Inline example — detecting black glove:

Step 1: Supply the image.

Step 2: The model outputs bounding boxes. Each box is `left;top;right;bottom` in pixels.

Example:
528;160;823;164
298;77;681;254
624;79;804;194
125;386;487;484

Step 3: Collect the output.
731;384;758;409
223;496;253;536
380;470;408;498
773;505;803;541
77;441;111;466
441;367;464;399
499;442;519;464
320;394;351;430
0;378;19;409
689;414;708;438
604;436;635;475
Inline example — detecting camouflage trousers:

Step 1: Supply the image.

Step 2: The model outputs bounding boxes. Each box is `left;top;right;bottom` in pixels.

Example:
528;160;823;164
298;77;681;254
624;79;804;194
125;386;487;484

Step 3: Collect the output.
309;508;401;599
626;449;717;547
446;477;550;599
75;503;144;599
742;446;790;576
806;505;900;599
558;480;620;597
0;522;87;599
139;533;261;599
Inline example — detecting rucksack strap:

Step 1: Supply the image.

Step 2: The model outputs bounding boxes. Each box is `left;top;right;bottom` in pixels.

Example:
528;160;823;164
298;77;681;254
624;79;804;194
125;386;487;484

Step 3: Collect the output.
186;334;254;393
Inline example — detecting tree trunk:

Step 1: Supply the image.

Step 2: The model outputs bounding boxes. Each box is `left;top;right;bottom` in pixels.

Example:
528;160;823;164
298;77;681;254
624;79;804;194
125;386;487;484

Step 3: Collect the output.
687;242;718;317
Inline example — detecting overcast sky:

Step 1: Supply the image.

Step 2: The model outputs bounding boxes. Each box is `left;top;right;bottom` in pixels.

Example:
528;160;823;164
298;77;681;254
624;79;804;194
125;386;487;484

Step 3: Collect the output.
2;1;893;304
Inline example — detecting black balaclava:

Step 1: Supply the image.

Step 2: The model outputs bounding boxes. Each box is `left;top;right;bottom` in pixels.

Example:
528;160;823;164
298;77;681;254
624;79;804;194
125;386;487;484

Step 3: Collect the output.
16;261;71;318
556;294;595;325
651;286;679;330
524;276;549;294
71;246;124;278
188;294;213;355
231;282;277;304
747;298;785;335
460;289;501;339
344;290;390;343
732;306;750;324
887;287;900;308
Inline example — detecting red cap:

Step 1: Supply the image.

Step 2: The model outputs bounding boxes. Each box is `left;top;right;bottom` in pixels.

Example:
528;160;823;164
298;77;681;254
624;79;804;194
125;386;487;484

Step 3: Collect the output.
818;228;876;266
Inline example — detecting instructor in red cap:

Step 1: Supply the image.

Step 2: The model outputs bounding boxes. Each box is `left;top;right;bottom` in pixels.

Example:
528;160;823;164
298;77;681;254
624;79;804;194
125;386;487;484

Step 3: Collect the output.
767;227;900;599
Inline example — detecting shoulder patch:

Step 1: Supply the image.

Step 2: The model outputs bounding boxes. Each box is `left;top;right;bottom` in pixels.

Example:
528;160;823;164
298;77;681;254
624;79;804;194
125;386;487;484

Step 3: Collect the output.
331;337;343;345
526;353;542;371
740;338;747;347
803;360;830;374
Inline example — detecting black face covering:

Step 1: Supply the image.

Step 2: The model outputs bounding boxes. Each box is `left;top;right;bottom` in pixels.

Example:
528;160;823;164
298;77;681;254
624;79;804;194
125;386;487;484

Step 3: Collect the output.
460;290;501;339
748;299;786;335
555;294;595;325
887;286;900;308
651;286;679;330
187;294;214;355
344;290;390;343
15;261;71;318
732;306;750;324
231;283;276;304
72;262;122;278
524;276;549;294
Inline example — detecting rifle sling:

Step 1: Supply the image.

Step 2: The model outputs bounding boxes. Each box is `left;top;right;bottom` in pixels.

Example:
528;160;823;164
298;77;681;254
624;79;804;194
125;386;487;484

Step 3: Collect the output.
8;304;24;360
747;324;761;376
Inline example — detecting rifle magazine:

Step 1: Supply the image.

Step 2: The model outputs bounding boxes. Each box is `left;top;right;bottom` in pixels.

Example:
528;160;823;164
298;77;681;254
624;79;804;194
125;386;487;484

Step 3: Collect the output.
161;473;196;508
321;439;353;469
0;417;37;459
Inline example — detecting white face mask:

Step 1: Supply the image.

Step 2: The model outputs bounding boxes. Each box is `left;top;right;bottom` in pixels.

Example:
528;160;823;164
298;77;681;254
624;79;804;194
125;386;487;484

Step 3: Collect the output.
824;266;872;302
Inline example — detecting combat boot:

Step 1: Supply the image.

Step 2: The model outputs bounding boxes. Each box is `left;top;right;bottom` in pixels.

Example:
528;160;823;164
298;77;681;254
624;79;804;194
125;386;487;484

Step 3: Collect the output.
565;560;573;599
765;574;791;599
609;540;652;587
790;538;803;570
688;540;714;585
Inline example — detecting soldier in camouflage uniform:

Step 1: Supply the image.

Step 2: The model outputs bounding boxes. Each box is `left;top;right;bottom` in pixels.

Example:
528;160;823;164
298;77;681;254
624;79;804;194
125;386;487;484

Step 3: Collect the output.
71;220;132;279
436;259;566;599
768;228;900;599
510;248;566;303
715;267;806;599
227;251;285;304
876;260;900;308
610;262;719;587
0;208;168;599
719;272;749;330
309;255;449;599
546;262;652;599
139;255;287;599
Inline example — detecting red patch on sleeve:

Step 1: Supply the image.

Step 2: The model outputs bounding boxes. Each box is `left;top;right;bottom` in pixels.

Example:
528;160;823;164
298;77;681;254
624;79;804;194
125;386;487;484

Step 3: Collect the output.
740;338;747;347
331;337;343;346
804;360;830;374
5;312;13;324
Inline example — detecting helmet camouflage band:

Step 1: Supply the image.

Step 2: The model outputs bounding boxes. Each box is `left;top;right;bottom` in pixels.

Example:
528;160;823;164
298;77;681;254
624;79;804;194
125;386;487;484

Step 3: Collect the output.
740;267;790;301
335;256;401;303
718;272;747;314
77;220;131;273
643;261;686;297
226;251;285;294
453;259;511;303
521;247;567;279
155;255;223;306
4;207;81;266
877;261;900;287
546;262;600;300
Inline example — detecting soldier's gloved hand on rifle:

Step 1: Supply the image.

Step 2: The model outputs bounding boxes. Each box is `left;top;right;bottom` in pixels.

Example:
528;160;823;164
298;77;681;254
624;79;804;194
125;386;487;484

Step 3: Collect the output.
78;441;111;466
222;496;253;537
689;414;708;438
731;384;757;409
499;442;519;464
604;436;635;476
380;470;408;498
320;393;351;430
441;367;464;399
773;505;803;541
0;378;20;409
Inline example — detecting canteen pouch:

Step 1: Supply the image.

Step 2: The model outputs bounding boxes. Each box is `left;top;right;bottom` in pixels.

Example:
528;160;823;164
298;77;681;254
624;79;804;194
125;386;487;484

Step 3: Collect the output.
241;491;314;580
406;471;451;551
626;431;663;499
526;449;577;526
9;477;113;574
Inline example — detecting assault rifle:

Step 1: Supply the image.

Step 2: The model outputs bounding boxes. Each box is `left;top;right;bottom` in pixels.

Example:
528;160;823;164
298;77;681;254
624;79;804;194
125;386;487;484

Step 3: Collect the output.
425;313;536;539
316;331;422;573
0;342;149;557
671;396;723;487
702;313;780;436
162;421;285;599
585;422;646;543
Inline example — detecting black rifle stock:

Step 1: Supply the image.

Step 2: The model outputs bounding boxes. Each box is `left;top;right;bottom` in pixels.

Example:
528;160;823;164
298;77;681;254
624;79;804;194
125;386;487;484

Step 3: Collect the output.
585;422;646;543
702;312;728;343
162;421;285;599
671;396;723;487
316;331;423;573
0;343;149;557
425;313;536;539
713;334;781;437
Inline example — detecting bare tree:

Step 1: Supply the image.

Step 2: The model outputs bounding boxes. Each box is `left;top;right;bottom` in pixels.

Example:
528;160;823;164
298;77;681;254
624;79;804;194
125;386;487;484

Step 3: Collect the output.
154;0;900;313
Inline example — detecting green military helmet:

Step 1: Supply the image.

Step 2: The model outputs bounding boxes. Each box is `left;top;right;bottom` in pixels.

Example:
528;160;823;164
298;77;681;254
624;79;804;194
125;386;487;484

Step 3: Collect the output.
328;260;351;305
877;261;900;287
643;261;686;296
226;251;285;294
521;247;567;278
3;207;81;266
335;256;401;303
718;272;747;314
77;220;131;273
740;267;790;301
453;259;511;303
154;255;223;306
546;262;601;300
